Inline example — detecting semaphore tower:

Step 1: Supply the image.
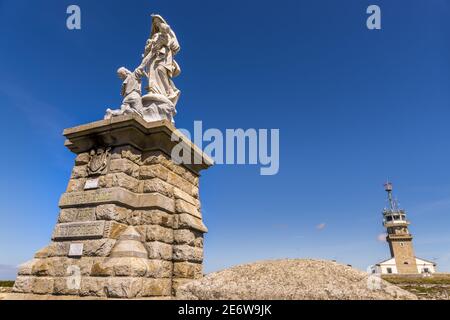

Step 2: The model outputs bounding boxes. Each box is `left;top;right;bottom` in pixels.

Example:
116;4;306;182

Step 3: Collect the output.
372;182;437;274
382;182;418;273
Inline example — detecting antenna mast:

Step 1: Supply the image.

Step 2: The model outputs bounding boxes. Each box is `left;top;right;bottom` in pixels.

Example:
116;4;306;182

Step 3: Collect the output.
384;182;395;211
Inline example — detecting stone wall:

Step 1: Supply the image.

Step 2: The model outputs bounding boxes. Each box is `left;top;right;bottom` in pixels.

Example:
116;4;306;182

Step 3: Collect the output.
12;117;212;298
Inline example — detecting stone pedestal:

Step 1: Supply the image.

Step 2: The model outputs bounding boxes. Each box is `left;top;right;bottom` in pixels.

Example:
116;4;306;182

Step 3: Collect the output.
12;115;213;299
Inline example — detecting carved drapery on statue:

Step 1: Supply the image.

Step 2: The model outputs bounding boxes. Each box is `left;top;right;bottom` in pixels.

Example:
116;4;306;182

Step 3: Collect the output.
105;14;181;123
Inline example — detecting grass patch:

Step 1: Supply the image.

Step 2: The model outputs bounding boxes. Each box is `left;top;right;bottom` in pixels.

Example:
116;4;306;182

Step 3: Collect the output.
0;281;14;287
382;274;450;285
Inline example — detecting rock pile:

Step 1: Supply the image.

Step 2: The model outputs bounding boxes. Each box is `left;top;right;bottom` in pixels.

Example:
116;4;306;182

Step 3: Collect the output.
176;259;417;300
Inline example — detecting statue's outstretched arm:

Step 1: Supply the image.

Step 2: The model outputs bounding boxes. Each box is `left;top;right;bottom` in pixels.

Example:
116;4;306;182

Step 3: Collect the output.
133;52;152;78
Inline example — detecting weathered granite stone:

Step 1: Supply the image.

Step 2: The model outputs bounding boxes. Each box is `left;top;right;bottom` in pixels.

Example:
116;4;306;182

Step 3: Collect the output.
194;236;204;248
13;276;34;293
172;278;194;295
32;277;54;295
111;146;141;164
135;225;147;238
104;221;128;239
91;260;114;277
174;188;200;208
176;213;208;233
80;277;107;297
143;178;174;197
175;199;201;218
172;165;188;180
17;259;39;276
141;153;199;187
98;173;140;193
146;225;173;243
167;172;198;198
140;164;170;181
145;242;172;261
185;172;199;187
95;257;150;277
78;257;97;276
173;168;198;187
111;258;149;277
83;239;116;257
141;152;170;166
53;277;79;295
109;158;140;178
58;207;96;223
75;153;90;165
83;257;174;279
146;259;173;278
95;204;129;223
71;166;88;179
35;242;70;258
127;210;142;226
105;277;143;298
173;229;202;247
172;245;203;263
173;262;203;279
66;179;86;192
141;278;172;297
32;257;68;277
139;210;174;228
191;188;199;199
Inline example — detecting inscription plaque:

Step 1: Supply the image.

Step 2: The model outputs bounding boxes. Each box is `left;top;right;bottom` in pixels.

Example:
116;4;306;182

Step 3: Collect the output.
58;187;174;212
52;221;106;240
68;243;84;257
59;189;114;207
84;178;99;190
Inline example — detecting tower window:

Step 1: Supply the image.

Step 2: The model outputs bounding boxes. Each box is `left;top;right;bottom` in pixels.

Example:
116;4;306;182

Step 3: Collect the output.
404;261;409;265
400;242;404;247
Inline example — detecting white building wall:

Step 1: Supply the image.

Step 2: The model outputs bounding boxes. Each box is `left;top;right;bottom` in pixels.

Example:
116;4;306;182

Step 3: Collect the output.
380;263;398;274
415;258;436;274
373;257;436;274
372;258;398;274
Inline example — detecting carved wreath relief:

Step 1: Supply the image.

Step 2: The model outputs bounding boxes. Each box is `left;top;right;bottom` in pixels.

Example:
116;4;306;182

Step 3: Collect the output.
87;147;111;176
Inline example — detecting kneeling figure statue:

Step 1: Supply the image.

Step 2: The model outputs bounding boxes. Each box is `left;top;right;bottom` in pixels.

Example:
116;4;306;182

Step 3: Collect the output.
105;14;181;124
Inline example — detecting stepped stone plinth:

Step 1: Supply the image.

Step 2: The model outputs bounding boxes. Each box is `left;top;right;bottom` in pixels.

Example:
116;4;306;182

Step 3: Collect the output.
12;114;213;299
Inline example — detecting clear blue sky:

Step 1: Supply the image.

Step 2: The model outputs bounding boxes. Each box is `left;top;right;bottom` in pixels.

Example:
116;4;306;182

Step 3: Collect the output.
0;0;449;279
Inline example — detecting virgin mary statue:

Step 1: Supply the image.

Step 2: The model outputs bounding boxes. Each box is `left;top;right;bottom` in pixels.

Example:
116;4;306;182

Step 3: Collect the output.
140;14;181;123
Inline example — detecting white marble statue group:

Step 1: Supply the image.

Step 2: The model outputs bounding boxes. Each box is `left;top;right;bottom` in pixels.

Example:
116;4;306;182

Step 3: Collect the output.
105;14;181;123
